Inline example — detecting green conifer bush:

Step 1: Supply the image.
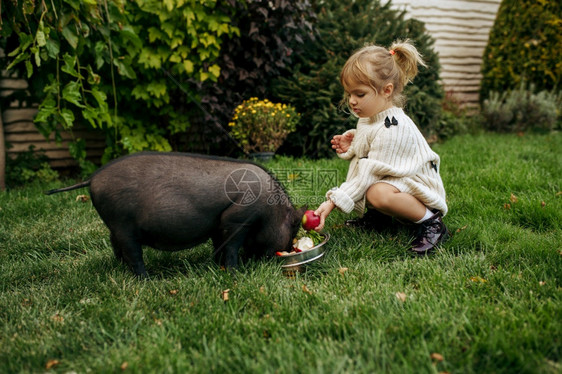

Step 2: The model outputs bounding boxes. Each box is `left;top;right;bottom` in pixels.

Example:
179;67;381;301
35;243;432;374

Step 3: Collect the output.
480;0;562;101
271;0;443;158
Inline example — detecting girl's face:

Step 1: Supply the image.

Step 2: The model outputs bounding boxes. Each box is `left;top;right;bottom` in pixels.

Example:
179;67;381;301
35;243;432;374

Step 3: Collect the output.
345;81;393;119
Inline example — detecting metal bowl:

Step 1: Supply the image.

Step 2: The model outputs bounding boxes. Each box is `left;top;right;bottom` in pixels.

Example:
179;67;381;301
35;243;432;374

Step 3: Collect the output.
280;233;330;272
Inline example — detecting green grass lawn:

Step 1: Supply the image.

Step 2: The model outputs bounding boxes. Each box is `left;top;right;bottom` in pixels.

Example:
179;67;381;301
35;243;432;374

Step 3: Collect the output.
1;133;560;373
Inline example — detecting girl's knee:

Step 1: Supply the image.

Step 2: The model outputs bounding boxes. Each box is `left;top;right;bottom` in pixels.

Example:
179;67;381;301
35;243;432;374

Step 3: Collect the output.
366;184;396;210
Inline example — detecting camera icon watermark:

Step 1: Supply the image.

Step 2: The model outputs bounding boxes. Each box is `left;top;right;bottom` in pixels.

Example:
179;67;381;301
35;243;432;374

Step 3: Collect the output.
224;168;262;206
224;167;340;206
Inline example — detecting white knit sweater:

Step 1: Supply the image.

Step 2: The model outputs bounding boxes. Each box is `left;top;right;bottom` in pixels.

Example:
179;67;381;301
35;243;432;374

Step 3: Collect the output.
326;107;448;217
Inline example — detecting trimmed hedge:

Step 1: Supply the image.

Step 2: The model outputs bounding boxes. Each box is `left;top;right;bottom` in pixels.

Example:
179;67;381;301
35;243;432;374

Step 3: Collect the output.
480;0;562;101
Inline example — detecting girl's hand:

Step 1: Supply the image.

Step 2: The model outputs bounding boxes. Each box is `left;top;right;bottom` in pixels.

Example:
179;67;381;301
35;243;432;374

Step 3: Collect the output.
331;132;354;154
313;200;336;231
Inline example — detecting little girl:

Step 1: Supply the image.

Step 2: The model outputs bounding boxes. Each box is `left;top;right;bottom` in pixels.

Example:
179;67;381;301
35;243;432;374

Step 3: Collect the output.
313;40;449;254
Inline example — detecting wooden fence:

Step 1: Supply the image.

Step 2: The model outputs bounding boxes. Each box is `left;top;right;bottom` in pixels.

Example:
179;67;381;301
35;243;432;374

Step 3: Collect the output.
389;0;501;107
1;73;105;168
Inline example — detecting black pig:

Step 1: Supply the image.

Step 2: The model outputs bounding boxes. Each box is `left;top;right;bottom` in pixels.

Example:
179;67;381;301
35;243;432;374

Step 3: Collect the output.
47;152;306;277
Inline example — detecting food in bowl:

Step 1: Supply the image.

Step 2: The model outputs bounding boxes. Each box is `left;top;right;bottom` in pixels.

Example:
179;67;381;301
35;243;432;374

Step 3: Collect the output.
276;229;324;256
277;230;330;273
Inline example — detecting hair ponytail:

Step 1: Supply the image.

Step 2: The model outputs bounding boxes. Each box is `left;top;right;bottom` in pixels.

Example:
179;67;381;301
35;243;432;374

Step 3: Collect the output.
389;39;427;87
340;39;427;108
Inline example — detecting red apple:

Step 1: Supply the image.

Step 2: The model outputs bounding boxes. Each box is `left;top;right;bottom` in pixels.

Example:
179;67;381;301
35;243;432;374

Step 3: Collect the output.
302;210;320;231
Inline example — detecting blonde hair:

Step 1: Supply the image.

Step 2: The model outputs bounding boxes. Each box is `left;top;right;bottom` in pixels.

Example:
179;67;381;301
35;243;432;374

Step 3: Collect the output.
340;39;427;110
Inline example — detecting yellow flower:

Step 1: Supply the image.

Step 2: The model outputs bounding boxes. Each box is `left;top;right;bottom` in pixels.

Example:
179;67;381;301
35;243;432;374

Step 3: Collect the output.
229;98;299;153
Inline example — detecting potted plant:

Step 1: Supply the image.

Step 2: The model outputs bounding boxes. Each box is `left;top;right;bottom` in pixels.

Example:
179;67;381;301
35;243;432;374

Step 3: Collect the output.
229;98;299;160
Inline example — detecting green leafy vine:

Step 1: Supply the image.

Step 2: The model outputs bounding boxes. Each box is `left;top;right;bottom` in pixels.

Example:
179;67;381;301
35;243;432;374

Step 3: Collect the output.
1;0;239;170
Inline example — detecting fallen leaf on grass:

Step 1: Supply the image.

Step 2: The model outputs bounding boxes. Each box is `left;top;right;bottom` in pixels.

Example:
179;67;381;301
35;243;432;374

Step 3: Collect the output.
470;276;487;283
541;201;546;208
169;289;178;296
456;224;468;233
339;267;349;276
539;281;546;286
503;203;511;210
395;292;407;302
76;194;90;202
430;352;444;362
302;284;313;295
221;289;230;301
51;313;64;323
510;193;518;203
120;361;129;371
45;359;60;370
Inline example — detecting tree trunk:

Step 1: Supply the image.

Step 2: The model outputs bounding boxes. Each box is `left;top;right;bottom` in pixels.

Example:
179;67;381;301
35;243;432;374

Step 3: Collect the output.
0;109;5;191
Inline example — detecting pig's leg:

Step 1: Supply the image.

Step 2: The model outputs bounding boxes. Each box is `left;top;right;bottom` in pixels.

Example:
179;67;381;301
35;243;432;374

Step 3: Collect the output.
110;232;125;262
214;206;259;268
212;235;242;268
110;231;147;278
212;225;251;268
223;239;240;268
211;234;225;266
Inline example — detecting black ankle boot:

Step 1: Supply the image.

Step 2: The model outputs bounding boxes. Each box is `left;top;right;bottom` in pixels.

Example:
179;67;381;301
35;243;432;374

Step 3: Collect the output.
410;211;449;254
345;209;394;230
